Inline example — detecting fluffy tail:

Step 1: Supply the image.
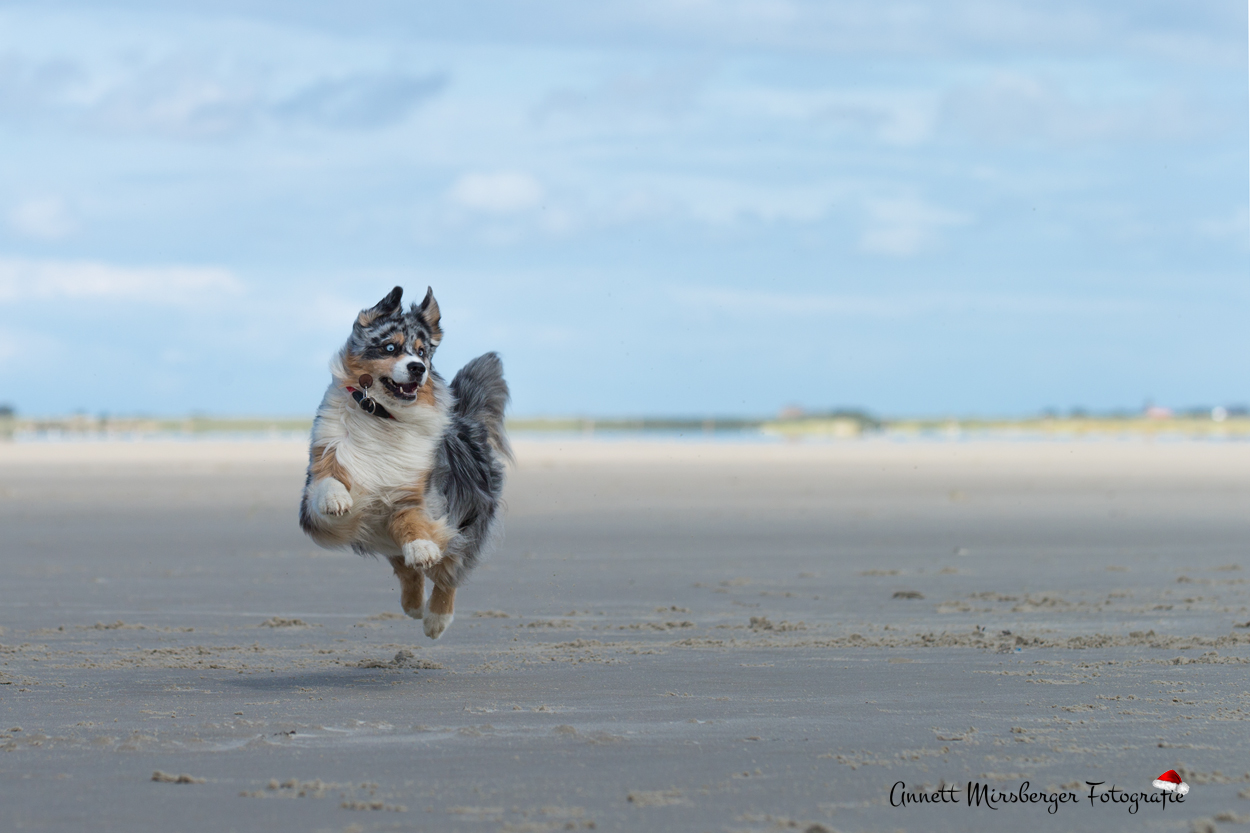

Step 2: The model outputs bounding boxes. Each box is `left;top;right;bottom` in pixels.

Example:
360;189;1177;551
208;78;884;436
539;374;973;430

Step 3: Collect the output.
451;352;512;461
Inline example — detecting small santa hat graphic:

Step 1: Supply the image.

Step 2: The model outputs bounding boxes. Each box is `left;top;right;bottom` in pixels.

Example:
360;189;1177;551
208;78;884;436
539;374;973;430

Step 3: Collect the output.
1153;769;1189;795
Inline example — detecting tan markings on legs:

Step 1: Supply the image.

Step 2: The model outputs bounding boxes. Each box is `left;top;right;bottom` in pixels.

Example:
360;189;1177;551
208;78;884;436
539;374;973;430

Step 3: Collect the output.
423;578;455;637
424;559;459;592
310;443;351;491
428;583;455;617
389;476;451;551
389;556;425;619
422;570;457;635
303;443;355;542
389;505;451;552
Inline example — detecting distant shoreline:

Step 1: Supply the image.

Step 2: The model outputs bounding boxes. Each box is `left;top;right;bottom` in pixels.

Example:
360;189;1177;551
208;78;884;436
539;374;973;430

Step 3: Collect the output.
1;413;1246;442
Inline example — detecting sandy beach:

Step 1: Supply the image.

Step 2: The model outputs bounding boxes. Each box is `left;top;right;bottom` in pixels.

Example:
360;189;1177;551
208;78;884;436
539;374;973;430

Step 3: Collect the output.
1;438;1248;832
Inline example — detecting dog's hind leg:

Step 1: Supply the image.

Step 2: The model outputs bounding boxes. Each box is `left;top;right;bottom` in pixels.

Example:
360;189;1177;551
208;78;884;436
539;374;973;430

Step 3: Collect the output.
424;583;455;639
388;556;425;619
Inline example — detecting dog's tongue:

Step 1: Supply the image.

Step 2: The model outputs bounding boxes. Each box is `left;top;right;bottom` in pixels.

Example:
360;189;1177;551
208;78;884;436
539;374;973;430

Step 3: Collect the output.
400;382;419;394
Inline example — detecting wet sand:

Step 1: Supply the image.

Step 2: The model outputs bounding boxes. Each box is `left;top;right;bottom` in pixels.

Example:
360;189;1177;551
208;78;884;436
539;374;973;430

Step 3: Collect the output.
1;438;1248;832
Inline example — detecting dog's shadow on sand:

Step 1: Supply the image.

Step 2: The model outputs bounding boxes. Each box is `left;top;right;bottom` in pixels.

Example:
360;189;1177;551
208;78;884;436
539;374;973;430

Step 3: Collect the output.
223;666;442;693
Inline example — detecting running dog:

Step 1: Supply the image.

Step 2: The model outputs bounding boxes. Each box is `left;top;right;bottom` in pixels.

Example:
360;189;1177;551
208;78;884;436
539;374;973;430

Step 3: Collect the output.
299;286;510;639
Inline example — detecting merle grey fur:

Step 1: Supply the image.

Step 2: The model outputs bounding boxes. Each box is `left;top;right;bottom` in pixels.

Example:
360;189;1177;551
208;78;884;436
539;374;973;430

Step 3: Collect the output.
350;284;442;360
425;352;513;586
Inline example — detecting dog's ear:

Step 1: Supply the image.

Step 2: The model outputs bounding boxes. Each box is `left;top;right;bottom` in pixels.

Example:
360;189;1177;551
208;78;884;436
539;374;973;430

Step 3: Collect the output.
414;287;442;346
356;286;403;329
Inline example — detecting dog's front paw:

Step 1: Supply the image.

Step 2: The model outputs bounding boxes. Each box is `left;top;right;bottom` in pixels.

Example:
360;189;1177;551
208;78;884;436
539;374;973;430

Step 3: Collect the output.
312;478;352;517
402;539;441;568
423;612;453;639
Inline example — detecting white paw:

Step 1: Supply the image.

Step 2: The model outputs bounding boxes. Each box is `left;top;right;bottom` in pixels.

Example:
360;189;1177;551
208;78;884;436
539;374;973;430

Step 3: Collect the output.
312;479;352;517
402;600;424;620
423;612;453;639
402;539;441;568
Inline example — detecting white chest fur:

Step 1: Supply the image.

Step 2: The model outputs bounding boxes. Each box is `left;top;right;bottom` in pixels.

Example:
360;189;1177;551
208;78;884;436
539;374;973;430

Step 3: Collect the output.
314;387;448;498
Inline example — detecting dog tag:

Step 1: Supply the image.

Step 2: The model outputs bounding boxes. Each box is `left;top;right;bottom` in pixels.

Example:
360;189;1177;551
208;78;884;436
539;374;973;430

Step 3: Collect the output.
358;374;374;389
360;398;376;414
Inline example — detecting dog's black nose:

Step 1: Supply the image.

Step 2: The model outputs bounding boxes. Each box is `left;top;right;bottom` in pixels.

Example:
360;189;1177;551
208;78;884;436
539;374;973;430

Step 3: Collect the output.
407;362;426;377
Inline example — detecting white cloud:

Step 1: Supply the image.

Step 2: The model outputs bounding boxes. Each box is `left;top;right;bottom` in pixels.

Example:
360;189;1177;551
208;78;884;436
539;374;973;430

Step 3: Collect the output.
8;196;76;240
0;47;447;140
0;258;243;304
449;172;544;214
938;72;1219;146
860;196;971;256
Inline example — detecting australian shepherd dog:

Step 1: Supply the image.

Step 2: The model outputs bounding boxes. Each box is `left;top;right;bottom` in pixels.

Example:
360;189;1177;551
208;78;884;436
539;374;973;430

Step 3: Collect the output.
299;286;510;639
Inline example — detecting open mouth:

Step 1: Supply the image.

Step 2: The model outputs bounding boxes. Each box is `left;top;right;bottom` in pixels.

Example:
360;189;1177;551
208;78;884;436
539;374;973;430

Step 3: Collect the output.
380;377;421;401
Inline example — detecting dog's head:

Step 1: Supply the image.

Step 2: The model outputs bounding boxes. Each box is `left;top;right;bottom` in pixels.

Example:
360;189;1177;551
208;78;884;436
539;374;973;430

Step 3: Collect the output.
340;286;442;407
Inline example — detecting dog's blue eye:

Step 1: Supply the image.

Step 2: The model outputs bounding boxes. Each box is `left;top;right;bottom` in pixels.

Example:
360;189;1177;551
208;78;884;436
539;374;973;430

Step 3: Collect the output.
385;344;395;353
418;348;425;357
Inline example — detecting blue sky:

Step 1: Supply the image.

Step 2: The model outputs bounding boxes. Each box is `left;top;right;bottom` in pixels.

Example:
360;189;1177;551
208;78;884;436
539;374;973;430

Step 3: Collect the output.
0;1;1246;418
